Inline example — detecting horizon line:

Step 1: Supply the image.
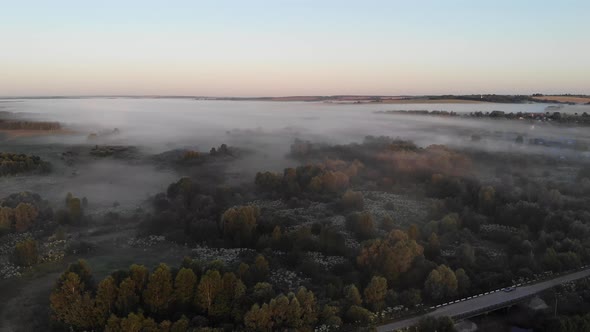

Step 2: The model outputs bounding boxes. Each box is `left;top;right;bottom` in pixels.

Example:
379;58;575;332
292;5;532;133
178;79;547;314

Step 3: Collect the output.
1;93;587;100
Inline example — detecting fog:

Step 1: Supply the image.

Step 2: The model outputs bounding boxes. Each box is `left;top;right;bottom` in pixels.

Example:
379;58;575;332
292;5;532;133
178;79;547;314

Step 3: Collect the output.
2;98;589;209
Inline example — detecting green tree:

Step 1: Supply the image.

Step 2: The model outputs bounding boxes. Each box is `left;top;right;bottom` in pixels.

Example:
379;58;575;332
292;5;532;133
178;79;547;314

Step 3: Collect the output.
408;224;421;241
50;272;97;330
399;289;422;308
319;304;342;328
458;243;476;267
269;294;290;328
143;263;173;315
425;232;440;258
170;316;190;332
220;205;260;247
129;264;149;292
439;213;459;233
344;284;363;307
346;211;376;240
345;305;373;324
364;276;388;312
115;277;139;315
118;312;146;332
210;272;246;320
252;282;275;303
244;303;272;331
174;267;197;306
94;276;118;325
252;254;270;281
196;269;223;314
455;268;471;296
424;265;458;301
286;295;303;328
357;229;424;284
341;190;364;211
478;186;496;214
296;287;318;327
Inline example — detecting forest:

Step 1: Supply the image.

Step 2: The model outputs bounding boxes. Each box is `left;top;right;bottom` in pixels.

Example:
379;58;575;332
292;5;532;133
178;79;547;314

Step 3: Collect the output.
5;136;589;331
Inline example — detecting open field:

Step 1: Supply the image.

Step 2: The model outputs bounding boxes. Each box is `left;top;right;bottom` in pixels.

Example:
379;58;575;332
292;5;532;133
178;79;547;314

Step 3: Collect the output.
0;129;76;139
532;95;590;104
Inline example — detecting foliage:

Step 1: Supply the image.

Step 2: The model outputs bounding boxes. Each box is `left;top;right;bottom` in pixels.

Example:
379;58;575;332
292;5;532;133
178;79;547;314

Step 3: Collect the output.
0;152;51;176
357;229;424;284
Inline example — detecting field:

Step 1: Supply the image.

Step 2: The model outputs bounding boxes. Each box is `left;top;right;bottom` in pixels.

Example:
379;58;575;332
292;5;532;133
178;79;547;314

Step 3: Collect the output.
532;95;590;104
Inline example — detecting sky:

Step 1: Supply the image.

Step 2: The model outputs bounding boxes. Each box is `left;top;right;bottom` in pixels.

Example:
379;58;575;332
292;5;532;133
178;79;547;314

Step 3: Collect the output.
1;0;589;97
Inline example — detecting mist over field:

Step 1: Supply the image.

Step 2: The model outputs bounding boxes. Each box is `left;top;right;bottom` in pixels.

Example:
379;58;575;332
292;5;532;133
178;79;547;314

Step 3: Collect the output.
2;98;589;208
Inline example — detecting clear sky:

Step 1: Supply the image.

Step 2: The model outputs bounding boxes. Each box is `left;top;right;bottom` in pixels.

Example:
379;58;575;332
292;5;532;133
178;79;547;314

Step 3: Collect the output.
1;0;589;97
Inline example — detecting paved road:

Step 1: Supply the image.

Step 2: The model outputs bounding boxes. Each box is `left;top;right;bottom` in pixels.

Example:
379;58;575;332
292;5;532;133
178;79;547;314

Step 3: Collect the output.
377;268;590;332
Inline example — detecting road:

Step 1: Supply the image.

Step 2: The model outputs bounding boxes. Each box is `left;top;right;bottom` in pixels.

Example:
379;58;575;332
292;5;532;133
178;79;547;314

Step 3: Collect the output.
377;268;590;332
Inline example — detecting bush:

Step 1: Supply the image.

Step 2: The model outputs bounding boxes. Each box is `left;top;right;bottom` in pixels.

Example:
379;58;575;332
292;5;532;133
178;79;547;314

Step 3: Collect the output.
345;305;373;324
346;212;375;240
340;190;364;211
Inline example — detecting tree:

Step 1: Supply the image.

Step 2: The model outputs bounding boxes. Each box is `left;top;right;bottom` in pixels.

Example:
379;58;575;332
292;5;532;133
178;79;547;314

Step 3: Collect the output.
364;276;388;312
296;287;318;327
50;272;97;330
458;243;476;267
408;224;421;241
269;294;290;328
252;254;270;281
170;316;190;332
455;268;471;296
255;171;282;192
13;203;38;232
399;289;422;308
319;304;342;328
252;282;275;304
344;284;362;307
62;259;94;290
244;303;272;331
129;264;149;292
346;212;376;240
95;276;118;325
174;267;198;306
210;272;246;320
271;226;282;248
439;213;459;233
543;248;562;271
381;215;395;232
424;265;458;301
117;312;147;332
196;269;223;313
220;205;260;247
67;197;83;221
345;305;373;324
357;230;424;284
478;186;496;214
13;238;38;266
341;190;364;211
143;263;173;315
425;233;440;259
115;277;139;315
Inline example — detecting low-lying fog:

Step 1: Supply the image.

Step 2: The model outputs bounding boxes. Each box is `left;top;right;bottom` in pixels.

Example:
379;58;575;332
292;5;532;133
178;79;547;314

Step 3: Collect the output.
1;98;589;210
